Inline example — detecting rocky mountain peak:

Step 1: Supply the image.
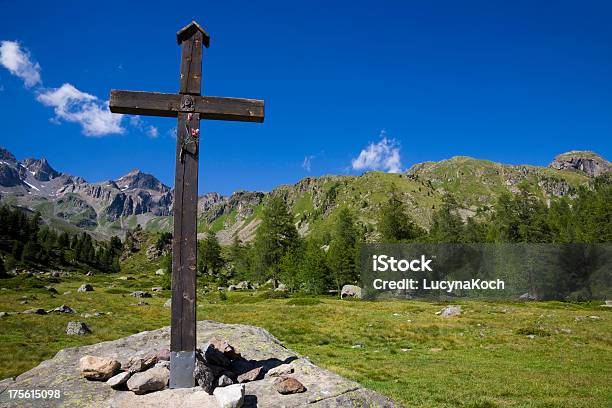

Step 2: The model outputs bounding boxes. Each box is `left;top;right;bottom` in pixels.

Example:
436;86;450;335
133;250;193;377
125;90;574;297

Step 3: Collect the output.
0;147;17;163
116;169;170;193
549;151;611;177
20;157;61;182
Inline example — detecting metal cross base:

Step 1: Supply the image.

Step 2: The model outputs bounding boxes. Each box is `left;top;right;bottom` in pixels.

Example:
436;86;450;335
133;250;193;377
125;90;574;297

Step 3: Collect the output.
170;351;195;388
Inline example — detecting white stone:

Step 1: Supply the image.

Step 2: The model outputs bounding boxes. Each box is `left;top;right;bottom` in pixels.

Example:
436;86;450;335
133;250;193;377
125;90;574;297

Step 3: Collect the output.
107;371;131;389
340;285;362;299
267;364;294;377
213;383;245;408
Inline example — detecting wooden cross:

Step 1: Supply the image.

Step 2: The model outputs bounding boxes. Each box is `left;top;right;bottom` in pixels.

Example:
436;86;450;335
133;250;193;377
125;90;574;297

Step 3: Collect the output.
109;21;264;388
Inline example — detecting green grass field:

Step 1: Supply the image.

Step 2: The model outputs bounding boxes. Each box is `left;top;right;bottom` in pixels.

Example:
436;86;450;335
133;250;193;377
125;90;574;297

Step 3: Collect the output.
0;271;610;408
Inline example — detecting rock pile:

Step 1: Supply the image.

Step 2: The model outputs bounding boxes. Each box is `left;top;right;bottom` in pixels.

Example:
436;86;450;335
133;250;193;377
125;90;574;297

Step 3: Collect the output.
0;321;399;407
78;337;307;401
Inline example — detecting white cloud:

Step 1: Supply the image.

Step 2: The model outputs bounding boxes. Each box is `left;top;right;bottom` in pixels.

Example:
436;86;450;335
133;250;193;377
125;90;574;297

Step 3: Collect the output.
147;126;159;138
128;115;159;138
37;83;124;137
129;115;142;127
302;155;314;172
0;41;41;88
351;132;403;173
1;40;156;139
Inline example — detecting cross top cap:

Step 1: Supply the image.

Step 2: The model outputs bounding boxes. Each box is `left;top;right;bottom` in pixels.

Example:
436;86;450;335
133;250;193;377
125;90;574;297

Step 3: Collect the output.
176;21;210;47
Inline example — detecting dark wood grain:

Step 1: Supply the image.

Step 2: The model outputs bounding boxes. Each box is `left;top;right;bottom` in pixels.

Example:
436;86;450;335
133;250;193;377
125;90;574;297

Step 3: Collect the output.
171;111;200;353
179;32;202;95
109;90;264;123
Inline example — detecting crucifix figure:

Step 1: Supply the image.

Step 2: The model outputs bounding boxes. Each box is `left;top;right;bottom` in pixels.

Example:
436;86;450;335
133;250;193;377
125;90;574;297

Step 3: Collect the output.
109;21;264;388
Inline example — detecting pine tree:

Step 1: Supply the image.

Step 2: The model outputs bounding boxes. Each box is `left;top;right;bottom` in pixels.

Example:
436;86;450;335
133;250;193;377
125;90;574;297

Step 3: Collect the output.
198;231;224;275
300;239;329;294
252;196;299;285
278;242;305;291
229;236;250;279
57;232;70;248
328;208;359;291
428;194;465;243
379;189;425;242
22;240;41;262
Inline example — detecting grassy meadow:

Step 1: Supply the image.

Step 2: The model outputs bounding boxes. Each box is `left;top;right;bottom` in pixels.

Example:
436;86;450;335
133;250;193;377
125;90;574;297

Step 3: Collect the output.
0;266;610;408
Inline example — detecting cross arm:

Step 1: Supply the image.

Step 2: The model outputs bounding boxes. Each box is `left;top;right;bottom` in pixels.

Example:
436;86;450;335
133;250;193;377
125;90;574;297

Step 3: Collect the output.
109;90;264;123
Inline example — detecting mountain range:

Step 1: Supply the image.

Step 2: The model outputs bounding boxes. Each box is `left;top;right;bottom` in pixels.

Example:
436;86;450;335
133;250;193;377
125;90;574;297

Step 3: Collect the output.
0;146;610;243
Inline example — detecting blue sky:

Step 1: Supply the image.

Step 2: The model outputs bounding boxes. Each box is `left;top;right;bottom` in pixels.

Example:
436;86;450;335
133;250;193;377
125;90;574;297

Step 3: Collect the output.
1;1;611;195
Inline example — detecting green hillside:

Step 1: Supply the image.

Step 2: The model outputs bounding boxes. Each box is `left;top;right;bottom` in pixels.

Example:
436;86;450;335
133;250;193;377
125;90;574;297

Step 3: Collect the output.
197;156;592;244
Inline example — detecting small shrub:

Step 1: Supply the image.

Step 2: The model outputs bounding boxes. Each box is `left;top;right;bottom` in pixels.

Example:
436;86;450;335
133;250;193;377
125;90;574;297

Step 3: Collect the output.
515;327;551;337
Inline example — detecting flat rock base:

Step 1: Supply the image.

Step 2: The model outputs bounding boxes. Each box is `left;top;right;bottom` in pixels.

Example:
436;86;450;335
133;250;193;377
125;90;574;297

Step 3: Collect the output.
0;320;400;407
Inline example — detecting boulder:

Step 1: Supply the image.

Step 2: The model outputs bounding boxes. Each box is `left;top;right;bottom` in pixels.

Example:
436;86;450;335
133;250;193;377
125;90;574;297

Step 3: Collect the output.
66;321;91;335
236;281;252;290
193;360;216;394
274;376;306;394
274;283;288;292
213;383;245;408
155;360;170;369
124;355;156;374
79;355;121;381
218;374;234;387
155;269;166;276
437;305;462;318
237;366;262;383
151;287;162;292
107;371;131;389
228;285;238;291
130;291;152;298
126;366;169;394
22;308;46;315
341;285;362;299
0;321;401;407
163;298;172;308
81;312;104;318
266;364;294;377
78;284;94;292
519;292;537;301
51;304;76;314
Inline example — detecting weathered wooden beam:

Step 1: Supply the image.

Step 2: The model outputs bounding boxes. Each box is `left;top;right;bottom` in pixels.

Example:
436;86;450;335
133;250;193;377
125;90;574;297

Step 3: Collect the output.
109;90;265;123
179;30;203;95
170;111;199;389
